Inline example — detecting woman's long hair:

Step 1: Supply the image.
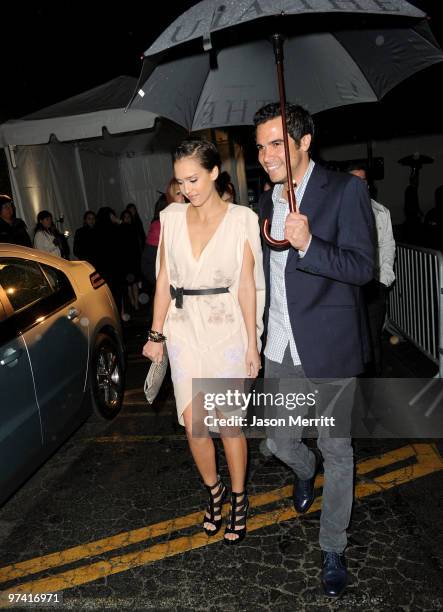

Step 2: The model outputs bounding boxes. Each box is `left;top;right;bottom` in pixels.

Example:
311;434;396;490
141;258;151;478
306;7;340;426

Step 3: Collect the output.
34;210;55;237
96;206;116;228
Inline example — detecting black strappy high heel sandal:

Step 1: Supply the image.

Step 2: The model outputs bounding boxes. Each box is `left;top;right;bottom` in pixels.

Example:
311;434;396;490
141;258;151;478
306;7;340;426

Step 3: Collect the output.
223;491;249;545
203;475;227;537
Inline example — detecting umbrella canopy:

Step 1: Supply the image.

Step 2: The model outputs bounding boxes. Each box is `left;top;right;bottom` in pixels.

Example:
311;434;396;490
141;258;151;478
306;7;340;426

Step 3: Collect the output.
146;0;423;56
130;0;443;131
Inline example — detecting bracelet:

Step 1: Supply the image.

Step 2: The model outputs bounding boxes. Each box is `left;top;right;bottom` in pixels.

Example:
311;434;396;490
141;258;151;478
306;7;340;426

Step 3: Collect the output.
147;329;166;343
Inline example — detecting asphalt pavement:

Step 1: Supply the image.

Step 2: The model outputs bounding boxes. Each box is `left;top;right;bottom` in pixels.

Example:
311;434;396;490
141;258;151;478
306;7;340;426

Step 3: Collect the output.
0;306;442;611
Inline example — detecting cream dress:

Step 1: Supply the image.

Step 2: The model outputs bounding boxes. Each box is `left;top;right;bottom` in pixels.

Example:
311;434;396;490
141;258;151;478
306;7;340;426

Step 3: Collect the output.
158;202;265;425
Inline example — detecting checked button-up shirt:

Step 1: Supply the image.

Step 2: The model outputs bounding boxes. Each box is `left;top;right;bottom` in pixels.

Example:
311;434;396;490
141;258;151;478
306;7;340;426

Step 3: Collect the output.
264;159;315;366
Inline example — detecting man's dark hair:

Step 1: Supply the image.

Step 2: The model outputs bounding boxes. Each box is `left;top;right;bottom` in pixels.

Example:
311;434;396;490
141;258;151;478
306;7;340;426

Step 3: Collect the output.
253;102;314;146
173;138;221;172
0;194;13;212
96;206;116;227
83;210;95;222
346;161;367;174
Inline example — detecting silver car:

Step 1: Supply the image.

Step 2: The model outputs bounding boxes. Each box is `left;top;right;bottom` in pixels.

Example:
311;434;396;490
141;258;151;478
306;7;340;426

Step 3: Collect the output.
0;244;125;505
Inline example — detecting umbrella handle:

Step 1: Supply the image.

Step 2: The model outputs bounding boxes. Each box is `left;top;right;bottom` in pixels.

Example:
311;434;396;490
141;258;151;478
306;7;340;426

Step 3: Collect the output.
261;186;298;248
262;217;288;248
261;34;297;249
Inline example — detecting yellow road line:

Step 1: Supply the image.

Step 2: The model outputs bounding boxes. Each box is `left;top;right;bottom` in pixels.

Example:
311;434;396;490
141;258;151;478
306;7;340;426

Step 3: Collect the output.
1;444;441;596
0;443;428;584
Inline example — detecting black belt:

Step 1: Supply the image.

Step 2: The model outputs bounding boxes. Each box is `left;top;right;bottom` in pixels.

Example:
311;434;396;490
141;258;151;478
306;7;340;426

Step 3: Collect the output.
170;285;229;309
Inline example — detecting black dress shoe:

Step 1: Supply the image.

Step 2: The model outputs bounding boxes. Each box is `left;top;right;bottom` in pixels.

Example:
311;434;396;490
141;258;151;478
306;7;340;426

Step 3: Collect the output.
293;450;320;514
321;551;348;597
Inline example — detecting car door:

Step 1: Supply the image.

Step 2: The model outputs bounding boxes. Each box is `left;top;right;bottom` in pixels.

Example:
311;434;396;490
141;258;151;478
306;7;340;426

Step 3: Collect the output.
0;280;43;504
0;257;89;447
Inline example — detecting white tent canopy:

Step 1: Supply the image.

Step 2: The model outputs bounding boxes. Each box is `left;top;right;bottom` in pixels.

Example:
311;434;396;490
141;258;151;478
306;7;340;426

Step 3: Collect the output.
0;76;158;145
0;76;185;245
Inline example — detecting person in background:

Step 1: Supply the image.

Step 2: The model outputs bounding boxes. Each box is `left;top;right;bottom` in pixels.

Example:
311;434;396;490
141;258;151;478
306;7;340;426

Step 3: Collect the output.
126;203;145;251
348;163;396;376
33;211;63;257
216;170;237;203
94;207;125;315
54;217;70;260
0;194;32;247
73;210;97;265
120;209;142;315
394;184;425;246
165;177;187;205
141;179;187;298
141;194;169;299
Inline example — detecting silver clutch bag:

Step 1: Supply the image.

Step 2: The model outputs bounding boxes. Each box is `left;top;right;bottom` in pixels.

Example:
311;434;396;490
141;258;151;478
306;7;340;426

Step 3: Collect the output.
144;348;168;404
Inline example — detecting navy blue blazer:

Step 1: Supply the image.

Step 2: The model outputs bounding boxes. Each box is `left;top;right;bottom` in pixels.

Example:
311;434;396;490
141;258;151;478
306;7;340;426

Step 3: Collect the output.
258;163;375;379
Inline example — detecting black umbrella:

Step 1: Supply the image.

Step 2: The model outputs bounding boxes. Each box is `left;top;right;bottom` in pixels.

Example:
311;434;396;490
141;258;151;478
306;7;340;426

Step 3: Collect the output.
129;0;443;247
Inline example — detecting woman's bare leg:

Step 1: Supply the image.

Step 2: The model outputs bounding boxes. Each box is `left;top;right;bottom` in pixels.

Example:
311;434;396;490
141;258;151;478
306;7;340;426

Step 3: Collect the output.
182;404;221;532
220;432;248;541
220;434;247;492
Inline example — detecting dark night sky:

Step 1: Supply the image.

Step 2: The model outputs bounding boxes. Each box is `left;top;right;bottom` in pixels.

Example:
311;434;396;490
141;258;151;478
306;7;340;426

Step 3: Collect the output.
0;0;442;140
0;1;198;121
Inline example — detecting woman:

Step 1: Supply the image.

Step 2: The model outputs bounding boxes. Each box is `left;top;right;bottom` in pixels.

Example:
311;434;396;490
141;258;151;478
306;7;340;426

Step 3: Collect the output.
165;177;186;205
216;170;237;203
141;179;186;297
34;211;62;257
120;209;142;312
125;202;146;251
142;139;265;544
94;207;125;315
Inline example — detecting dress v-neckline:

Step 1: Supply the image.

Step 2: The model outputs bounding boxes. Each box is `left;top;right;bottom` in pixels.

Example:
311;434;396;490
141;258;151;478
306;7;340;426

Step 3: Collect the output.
185;203;232;263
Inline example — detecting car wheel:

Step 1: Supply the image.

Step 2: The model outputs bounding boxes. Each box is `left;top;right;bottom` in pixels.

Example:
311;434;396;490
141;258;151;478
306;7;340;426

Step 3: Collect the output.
91;333;124;419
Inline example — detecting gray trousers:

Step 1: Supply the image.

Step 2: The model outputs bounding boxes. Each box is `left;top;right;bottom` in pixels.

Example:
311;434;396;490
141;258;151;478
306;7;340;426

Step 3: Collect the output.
264;346;354;553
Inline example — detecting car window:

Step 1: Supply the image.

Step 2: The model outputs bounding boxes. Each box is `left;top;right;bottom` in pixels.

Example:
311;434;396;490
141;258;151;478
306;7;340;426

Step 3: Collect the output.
0;258;76;342
0;259;53;313
41;263;69;293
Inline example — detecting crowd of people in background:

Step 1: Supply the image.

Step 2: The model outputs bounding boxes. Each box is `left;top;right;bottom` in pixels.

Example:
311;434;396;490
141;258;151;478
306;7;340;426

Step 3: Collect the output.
0;194;147;321
74;204;145;321
2;169;443;328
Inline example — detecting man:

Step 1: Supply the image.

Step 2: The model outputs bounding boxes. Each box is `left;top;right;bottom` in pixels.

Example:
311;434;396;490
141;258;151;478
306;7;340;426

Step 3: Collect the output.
74;211;97;264
254;103;374;597
348;163;396;376
0;194;32;247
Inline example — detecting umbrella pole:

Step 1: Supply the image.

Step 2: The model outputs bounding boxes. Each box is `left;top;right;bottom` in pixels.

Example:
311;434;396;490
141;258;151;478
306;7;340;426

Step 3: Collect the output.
273;34;297;214
262;33;294;248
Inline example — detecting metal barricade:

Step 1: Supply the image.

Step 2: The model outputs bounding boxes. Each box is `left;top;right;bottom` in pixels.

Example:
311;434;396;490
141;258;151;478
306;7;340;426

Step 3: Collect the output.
387;243;443;377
